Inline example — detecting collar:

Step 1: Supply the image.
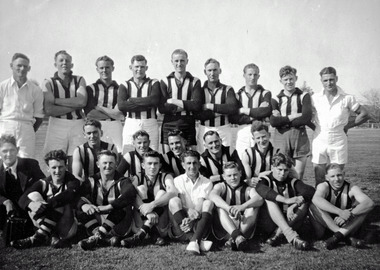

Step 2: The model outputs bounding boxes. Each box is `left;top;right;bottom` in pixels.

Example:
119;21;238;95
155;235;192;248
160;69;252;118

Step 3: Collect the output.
317;85;345;97
53;71;74;82
10;76;29;88
277;87;303;98
4;159;18;178
185;173;201;184
168;71;193;80
128;76;150;83
95;79;118;89
239;84;265;94
203;80;223;90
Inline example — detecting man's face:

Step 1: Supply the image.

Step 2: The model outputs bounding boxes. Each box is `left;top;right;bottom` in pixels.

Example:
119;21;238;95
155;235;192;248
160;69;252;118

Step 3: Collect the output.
321;73;338;93
133;135;150;155
223;167;241;189
130;60;148;80
252;130;270;151
11;58;30;80
97;155;116;177
326;167;345;190
244;68;260;88
96;60;114;81
83;125;102;147
142;156;161;178
272;163;289;182
55;54;73;75
171;53;188;73
204;62;221;83
0;143;19;167
168;135;186;157
47;159;66;182
182;156;200;179
204;134;222;155
280;74;297;92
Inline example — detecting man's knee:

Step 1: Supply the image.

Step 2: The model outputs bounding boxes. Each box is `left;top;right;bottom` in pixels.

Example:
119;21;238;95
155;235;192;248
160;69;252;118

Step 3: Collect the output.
202;200;214;213
168;197;182;213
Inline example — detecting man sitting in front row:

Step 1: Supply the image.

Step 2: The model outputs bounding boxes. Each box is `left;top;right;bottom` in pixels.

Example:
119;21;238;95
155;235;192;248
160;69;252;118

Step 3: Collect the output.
78;150;136;250
168;150;214;255
208;162;263;251
255;153;314;250
310;163;374;250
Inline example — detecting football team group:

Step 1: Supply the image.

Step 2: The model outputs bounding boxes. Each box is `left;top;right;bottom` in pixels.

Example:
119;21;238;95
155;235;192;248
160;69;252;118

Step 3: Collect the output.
0;49;374;255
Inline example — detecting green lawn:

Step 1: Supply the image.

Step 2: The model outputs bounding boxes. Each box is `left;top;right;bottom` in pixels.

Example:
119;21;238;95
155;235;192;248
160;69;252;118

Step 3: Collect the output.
1;128;379;270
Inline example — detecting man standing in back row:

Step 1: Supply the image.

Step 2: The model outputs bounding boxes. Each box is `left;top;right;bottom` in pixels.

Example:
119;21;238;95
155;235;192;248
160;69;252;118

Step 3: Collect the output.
42;50;87;169
118;55;161;153
311;67;368;186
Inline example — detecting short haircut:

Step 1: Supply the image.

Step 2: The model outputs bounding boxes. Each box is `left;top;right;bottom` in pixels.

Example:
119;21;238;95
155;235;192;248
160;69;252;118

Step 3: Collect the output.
279;65;297;78
181;150;200;162
168;129;185;139
223;161;240;172
203;130;220;142
83;119;102;130
142;150;161;162
243;63;259;74
131;55;147;64
97;150;117;161
272;153;293;168
11;53;30;63
133;130;150;140
54;50;72;61
44;150;68;165
204;58;220;68
251;120;269;134
171;49;188;59
319;67;337;76
95;55;114;66
0;134;17;148
325;163;342;174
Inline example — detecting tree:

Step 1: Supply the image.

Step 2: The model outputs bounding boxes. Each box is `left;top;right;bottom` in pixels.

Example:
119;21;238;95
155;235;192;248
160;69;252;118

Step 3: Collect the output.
300;81;314;95
362;89;380;124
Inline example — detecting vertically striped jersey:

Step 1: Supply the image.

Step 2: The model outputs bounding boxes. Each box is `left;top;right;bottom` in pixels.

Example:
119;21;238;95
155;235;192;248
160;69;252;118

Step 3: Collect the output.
326;181;352;210
244;143;274;177
275;88;308;117
219;182;250;206
86;79;119;110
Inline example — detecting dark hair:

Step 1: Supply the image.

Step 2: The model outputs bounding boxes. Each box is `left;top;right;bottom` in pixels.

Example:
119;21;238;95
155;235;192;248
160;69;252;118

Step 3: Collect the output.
272;153;293;168
279;65;297;78
204;58;220;68
251;120;268;134
203;130;220;141
181;150;200;162
168;129;184;139
325;163;342;174
54;50;72;61
133;130;150;140
223;161;240;171
131;55;147;64
172;49;188;59
319;67;337;76
142;151;161;162
97;150;117;161
12;53;30;62
0;134;17;147
243;63;259;74
83;119;102;130
96;55;114;66
44;150;68;165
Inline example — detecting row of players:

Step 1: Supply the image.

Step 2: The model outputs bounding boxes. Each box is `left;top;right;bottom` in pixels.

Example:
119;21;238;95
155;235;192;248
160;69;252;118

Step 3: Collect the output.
0;49;369;188
0;122;374;254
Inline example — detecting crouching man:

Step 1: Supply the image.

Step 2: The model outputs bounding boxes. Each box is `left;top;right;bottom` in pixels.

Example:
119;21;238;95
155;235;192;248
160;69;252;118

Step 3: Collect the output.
11;150;80;249
78;150;136;250
310;164;374;250
168;150;214;255
120;151;177;247
255;153;314;250
208;162;263;251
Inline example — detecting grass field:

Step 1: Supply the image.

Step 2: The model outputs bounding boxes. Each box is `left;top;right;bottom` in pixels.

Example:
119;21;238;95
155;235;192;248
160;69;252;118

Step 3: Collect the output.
0;127;379;270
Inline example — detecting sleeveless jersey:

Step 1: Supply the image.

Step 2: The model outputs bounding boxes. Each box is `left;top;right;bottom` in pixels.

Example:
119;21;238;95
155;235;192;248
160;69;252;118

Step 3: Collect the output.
201;146;236;177
86;173;123;206
136;172;169;203
48;73;85;119
162;151;184;177
244;144;274;177
220;182;250;206
326;181;352;210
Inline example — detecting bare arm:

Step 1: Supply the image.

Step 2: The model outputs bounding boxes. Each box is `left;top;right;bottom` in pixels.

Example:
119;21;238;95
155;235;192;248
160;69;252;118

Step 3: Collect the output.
349;185;374;216
33;118;43;132
208;184;230;211
344;105;369;133
312;183;350;217
71;147;84;182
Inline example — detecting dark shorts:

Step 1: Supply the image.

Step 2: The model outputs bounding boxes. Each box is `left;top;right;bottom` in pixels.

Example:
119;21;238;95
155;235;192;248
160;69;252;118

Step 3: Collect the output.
273;127;310;158
161;117;196;145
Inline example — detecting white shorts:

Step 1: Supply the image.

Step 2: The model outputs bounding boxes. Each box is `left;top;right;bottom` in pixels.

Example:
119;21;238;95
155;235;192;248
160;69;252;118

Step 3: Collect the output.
122;118;159;154
43;117;86;156
235;124;255;159
100;120;123;153
0;120;35;158
196;124;233;153
312;131;348;164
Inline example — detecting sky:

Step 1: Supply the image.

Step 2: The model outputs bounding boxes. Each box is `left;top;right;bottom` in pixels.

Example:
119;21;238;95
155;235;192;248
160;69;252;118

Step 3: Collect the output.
1;0;379;101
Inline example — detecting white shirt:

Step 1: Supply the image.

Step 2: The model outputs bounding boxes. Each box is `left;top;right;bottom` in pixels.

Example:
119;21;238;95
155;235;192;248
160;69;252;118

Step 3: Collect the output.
174;173;212;209
0;77;44;123
312;86;360;134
